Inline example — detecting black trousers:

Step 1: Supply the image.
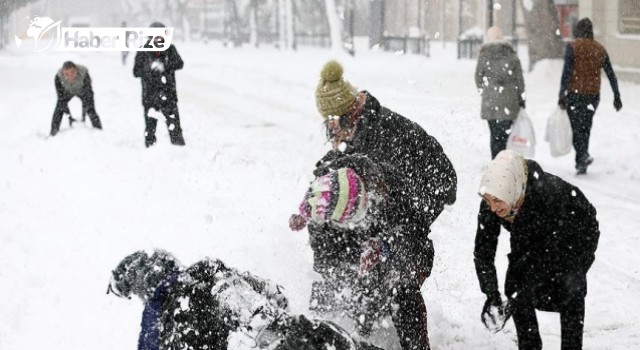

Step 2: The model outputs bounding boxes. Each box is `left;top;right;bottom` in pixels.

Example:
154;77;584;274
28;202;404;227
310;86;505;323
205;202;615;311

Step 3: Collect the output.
391;283;430;350
143;103;185;147
51;93;102;135
487;119;514;159
511;295;585;350
567;94;599;169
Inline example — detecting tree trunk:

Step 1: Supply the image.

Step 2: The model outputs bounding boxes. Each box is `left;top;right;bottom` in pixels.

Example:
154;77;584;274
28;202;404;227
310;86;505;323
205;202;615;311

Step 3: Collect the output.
520;0;565;71
324;0;343;53
249;0;258;47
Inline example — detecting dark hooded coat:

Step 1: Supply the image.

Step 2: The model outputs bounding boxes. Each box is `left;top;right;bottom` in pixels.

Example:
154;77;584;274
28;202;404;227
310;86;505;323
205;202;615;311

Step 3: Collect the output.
474;159;600;311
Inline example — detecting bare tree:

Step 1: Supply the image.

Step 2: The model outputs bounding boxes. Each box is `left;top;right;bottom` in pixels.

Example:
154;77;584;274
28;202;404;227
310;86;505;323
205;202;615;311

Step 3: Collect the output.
324;0;343;52
520;0;564;71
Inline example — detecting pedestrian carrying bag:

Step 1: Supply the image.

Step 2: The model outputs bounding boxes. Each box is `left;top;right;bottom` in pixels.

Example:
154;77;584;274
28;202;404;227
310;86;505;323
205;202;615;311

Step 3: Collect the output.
545;107;572;157
507;109;536;158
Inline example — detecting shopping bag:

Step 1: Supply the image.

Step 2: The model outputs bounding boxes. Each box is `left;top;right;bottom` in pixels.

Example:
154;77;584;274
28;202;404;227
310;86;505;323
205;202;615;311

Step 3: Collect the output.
507;109;536;158
545;107;573;157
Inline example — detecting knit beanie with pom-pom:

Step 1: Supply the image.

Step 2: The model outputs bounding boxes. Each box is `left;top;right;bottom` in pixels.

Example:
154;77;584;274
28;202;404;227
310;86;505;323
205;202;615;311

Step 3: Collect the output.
315;60;358;118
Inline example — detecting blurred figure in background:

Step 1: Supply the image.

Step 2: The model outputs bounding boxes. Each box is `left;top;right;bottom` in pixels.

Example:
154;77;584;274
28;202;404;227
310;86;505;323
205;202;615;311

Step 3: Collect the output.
121;21;129;65
50;60;103;136
558;17;622;175
475;26;526;159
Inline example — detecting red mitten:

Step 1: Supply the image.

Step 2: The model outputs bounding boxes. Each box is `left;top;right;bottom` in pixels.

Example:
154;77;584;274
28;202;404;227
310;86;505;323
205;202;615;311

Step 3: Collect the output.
289;214;308;231
359;238;382;275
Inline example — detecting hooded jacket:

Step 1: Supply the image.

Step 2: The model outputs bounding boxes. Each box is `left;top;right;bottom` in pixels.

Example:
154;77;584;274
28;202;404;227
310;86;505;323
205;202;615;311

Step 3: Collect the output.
474;160;600;311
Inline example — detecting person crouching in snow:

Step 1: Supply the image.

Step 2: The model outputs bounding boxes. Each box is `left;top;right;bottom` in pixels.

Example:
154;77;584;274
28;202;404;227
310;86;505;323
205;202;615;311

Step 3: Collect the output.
50;61;103;136
289;154;434;350
107;249;382;350
474;150;600;349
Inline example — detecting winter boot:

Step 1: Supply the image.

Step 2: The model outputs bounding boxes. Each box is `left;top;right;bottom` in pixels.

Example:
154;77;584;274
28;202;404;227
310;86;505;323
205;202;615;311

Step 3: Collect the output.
576;157;593;175
145;117;158;147
167;121;185;146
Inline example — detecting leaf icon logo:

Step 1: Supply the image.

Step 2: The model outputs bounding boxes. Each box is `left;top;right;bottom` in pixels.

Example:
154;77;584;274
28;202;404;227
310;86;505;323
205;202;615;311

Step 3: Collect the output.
24;16;61;52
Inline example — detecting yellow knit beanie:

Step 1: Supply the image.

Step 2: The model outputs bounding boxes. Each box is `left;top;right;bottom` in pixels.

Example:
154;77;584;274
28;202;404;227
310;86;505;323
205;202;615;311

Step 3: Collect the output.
315;60;358;118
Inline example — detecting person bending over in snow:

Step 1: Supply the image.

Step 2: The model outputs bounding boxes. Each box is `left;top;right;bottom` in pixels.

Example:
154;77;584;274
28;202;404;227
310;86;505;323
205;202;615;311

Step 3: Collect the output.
50;61;103;136
474;150;600;349
292;60;457;350
133;22;185;147
107;249;382;350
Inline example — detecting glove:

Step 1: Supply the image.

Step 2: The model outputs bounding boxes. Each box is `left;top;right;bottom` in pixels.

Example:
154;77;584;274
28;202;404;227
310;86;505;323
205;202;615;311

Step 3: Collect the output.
359;238;389;275
558;95;567;110
481;292;509;333
150;60;165;73
288;214;308;231
519;100;526;109
313;150;343;177
614;95;622;112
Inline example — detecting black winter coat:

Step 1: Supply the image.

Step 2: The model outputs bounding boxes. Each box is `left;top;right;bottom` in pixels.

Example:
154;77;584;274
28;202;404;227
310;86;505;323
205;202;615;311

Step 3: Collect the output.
474;160;600;311
133;45;183;109
322;91;457;233
309;91;457;279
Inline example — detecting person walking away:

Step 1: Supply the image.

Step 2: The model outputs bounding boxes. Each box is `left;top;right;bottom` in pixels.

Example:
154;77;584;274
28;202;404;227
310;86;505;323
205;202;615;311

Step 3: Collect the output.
475;26;526;159
558;17;622;175
50;61;103;136
474;150;600;349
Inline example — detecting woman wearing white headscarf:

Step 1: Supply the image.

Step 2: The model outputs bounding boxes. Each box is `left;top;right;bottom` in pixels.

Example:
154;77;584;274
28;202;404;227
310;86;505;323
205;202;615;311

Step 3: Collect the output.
474;150;600;350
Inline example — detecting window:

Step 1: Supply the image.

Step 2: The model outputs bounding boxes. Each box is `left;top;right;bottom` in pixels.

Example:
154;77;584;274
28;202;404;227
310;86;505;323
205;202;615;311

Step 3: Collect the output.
619;0;640;34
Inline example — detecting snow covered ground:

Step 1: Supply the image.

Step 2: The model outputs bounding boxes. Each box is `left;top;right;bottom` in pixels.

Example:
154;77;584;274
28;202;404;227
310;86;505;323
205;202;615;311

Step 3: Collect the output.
1;40;639;349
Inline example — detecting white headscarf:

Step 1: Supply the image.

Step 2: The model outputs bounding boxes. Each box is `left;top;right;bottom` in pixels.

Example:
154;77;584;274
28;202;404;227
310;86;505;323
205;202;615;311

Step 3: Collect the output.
478;150;527;207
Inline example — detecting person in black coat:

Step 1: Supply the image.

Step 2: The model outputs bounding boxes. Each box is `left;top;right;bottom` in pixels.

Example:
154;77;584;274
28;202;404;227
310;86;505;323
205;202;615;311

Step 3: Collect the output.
50;61;102;136
133;22;185;147
107;249;382;350
305;61;457;350
474;150;600;350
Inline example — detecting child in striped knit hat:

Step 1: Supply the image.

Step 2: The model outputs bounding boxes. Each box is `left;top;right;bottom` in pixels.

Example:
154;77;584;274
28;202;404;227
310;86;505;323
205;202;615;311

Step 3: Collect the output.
289;167;371;231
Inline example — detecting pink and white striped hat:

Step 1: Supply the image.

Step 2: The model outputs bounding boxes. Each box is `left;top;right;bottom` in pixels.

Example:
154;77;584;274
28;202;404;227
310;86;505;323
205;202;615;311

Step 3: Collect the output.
299;168;370;227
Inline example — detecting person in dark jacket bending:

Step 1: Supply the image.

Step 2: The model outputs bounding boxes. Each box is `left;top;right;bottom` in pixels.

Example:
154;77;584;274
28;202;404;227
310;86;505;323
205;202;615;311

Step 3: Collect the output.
304;60;457;350
558;17;622;175
133;22;185;147
107;249;382;350
50;61;102;136
474;150;600;350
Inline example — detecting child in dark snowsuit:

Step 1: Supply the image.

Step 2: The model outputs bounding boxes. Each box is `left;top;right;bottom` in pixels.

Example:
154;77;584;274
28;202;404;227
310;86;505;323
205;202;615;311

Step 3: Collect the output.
107;249;381;350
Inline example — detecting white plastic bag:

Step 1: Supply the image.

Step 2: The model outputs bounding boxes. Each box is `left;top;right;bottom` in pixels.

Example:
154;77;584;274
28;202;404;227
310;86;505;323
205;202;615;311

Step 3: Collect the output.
545;107;573;157
507;109;536;158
